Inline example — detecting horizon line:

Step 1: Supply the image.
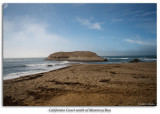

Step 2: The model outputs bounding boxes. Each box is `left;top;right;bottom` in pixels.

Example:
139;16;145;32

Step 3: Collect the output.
3;54;157;59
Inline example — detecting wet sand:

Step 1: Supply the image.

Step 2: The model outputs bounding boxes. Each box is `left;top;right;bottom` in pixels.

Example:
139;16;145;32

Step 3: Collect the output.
3;62;157;106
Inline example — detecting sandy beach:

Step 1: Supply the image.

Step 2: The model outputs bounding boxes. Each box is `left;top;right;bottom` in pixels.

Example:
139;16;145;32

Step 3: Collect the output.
3;62;157;106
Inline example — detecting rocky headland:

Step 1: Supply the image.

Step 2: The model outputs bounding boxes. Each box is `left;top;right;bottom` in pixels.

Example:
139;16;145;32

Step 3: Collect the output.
46;51;107;62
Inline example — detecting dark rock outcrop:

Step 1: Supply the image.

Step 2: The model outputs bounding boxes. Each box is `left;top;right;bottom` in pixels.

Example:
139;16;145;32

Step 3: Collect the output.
47;65;53;67
46;51;107;62
130;59;141;63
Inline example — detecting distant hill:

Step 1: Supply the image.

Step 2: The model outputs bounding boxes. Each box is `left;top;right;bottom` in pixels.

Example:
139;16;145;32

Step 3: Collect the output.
46;51;107;62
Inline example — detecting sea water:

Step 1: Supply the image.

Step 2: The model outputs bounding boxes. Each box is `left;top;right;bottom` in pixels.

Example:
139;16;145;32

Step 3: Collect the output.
3;55;156;80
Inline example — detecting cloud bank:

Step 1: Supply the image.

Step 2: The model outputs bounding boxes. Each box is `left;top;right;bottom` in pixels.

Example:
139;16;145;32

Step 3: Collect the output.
3;16;69;58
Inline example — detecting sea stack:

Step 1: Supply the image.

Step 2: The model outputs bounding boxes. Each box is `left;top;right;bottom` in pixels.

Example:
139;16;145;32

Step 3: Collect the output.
130;59;141;63
46;51;107;62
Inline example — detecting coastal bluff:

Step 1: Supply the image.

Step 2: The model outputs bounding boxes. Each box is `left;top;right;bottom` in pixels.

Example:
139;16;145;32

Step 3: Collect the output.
46;51;107;62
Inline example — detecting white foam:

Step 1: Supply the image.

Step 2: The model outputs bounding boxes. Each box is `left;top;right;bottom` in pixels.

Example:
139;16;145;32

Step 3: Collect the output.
25;61;70;67
143;58;157;61
60;61;69;64
25;64;47;67
139;58;157;61
3;64;69;80
108;58;130;59
119;58;129;59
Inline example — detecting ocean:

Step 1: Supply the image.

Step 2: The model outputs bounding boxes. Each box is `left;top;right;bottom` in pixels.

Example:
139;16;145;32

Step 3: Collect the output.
3;55;156;80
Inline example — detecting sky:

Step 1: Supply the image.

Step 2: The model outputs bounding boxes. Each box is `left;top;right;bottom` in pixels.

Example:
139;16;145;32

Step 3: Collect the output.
3;3;157;58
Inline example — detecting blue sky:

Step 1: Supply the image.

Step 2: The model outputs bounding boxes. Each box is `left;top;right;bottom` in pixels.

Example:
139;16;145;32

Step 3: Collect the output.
3;3;157;58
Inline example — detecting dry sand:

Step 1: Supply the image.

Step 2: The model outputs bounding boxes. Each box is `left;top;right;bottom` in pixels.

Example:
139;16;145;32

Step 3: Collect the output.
3;62;157;106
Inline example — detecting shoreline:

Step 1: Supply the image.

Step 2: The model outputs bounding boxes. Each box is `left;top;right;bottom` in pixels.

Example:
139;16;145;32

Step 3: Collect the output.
3;61;156;81
3;62;157;106
3;65;71;81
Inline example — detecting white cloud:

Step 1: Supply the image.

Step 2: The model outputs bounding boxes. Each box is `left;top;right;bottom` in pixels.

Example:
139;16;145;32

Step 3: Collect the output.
92;22;102;30
111;18;123;23
3;17;69;58
121;10;144;17
141;11;156;16
76;17;102;30
124;39;156;46
3;3;8;9
133;11;156;17
124;39;135;43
